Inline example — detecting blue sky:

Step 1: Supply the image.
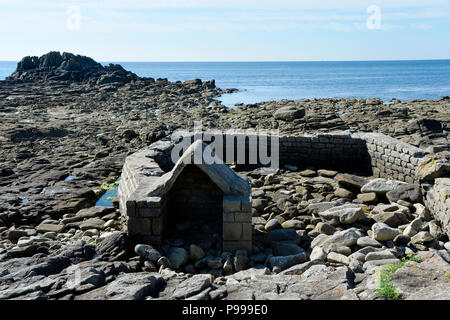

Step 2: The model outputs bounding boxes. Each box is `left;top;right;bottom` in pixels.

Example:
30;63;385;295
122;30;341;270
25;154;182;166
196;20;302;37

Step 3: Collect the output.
0;0;449;61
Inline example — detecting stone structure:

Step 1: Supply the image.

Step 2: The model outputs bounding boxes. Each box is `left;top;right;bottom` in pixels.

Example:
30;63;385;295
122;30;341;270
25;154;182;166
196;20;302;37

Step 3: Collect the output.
119;140;252;252
119;130;450;245
357;132;429;183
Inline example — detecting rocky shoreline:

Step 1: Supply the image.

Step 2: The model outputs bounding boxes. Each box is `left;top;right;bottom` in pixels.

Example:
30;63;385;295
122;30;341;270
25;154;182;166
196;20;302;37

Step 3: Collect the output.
0;52;449;300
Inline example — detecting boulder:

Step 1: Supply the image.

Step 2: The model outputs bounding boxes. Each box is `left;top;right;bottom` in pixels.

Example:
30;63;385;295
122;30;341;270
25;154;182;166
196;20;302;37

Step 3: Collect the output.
95;232;129;261
319;204;366;225
105;272;164;300
167;247;189;269
189;244;205;261
372;222;400;241
357;192;378;203
361;178;403;195
274;106;305;121
135;244;161;262
386;184;422;203
36;223;65;234
268;252;307;271
410;231;434;244
334;173;367;190
371;203;410;227
327;252;350;265
80;218;106;231
403;218;423;238
416;152;450;182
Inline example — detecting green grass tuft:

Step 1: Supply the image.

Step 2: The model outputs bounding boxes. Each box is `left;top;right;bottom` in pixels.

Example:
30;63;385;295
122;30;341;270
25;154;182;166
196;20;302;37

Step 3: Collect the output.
376;254;421;300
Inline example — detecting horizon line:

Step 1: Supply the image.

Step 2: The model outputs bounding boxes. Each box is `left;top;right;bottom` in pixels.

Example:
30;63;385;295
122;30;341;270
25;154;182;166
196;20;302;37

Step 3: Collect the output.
1;58;450;63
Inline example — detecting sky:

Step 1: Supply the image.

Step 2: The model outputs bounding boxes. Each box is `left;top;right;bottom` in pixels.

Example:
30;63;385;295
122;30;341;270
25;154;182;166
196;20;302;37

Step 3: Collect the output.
0;0;449;61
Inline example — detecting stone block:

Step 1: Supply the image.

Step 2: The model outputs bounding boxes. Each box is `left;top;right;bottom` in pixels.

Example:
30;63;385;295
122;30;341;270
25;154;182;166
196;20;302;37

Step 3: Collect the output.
242;223;252;241
139;207;162;218
234;211;252;222
151;218;162;235
223;212;235;222
223;222;242;241
128;217;152;236
126;200;136;217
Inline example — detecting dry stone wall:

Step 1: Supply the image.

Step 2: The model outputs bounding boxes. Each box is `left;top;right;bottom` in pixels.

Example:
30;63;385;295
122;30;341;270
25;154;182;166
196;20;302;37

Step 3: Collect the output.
357;132;429;183
118;130;448;247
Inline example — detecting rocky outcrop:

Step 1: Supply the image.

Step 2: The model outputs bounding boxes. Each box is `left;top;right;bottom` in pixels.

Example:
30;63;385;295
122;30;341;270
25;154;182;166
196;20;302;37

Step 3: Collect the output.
7;51;137;84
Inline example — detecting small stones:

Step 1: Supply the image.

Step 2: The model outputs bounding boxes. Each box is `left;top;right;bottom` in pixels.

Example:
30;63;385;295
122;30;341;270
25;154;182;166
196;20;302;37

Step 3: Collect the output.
372;223;400;241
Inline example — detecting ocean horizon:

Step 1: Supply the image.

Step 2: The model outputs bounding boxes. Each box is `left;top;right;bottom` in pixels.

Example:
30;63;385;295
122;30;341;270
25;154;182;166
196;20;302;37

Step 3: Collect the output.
1;59;449;107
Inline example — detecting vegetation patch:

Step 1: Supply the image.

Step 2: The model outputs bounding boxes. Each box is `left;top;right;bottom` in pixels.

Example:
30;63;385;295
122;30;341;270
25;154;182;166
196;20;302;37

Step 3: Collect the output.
101;181;120;190
377;254;421;300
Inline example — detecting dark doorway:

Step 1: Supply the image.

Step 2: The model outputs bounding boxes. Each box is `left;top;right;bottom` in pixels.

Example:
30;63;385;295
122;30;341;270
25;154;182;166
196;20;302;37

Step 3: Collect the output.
164;165;224;249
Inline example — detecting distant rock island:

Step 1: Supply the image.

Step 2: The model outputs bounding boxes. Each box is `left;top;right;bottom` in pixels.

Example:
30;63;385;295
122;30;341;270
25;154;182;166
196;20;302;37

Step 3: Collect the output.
7;51;137;84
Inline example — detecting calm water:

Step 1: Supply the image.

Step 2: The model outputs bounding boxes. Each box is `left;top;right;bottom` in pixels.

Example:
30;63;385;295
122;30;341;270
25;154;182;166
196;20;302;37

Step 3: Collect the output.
1;60;449;107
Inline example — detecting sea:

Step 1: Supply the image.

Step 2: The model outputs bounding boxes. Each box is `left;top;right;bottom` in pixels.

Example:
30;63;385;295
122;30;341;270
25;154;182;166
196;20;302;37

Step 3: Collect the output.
1;60;449;108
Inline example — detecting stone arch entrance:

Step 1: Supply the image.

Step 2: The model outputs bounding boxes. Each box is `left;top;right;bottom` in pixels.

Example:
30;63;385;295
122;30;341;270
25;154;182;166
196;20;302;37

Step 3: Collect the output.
164;164;224;248
122;140;253;252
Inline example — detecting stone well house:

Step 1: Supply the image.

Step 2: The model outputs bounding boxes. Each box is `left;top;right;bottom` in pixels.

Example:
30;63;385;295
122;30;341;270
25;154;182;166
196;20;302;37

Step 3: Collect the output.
119;140;253;252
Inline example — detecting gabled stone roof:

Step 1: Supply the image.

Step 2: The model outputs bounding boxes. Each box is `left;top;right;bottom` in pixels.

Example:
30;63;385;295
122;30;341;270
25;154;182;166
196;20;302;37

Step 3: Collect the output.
146;140;251;196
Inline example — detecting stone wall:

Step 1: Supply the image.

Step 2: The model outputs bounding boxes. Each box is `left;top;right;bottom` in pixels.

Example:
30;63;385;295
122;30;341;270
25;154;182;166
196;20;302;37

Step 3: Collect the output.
357;132;429;184
118;131;440;247
423;178;450;236
169;131;371;174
